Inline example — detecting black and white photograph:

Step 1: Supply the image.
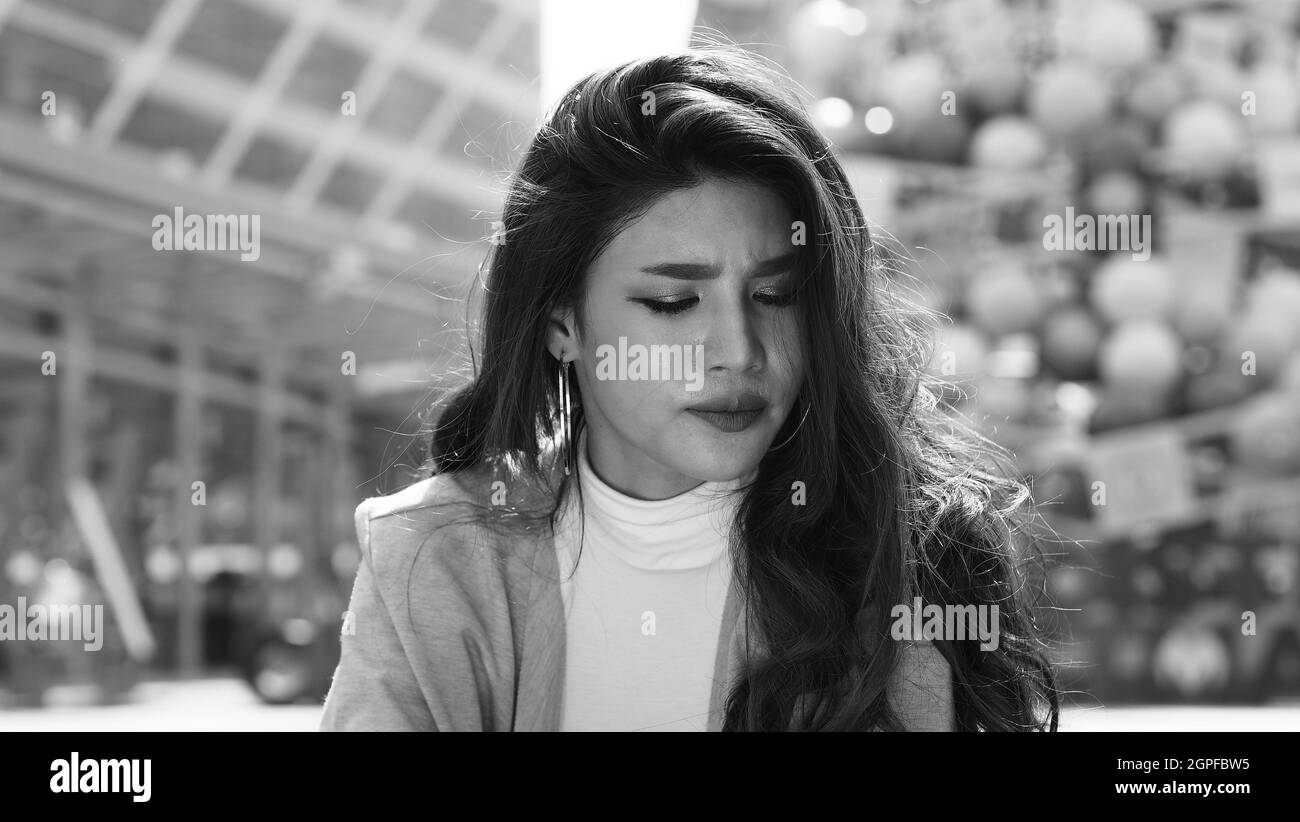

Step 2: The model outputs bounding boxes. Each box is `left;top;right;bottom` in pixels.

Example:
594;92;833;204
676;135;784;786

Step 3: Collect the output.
0;0;1298;780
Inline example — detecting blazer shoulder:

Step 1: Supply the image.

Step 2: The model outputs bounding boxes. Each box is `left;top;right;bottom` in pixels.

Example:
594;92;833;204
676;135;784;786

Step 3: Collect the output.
358;467;482;522
351;463;556;595
325;466;529;732
356;459;557;529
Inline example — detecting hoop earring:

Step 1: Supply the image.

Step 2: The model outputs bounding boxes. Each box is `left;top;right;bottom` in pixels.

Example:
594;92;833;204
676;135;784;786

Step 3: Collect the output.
768;401;810;452
558;358;574;475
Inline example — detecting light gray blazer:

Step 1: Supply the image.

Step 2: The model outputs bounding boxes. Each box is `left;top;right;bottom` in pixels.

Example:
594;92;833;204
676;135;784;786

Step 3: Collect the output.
318;459;955;731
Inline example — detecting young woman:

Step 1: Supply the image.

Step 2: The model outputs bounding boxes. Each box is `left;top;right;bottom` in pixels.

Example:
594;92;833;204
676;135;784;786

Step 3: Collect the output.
319;44;1059;732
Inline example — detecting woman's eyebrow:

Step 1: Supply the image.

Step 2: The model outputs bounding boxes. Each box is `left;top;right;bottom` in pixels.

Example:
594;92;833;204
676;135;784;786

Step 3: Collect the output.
639;250;799;280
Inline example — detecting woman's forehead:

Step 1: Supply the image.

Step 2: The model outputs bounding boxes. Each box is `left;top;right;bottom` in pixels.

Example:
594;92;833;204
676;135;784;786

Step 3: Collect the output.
596;180;795;271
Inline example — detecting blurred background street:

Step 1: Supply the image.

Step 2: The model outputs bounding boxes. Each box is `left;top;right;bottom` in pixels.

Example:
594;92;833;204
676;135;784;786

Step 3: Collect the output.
1;676;1297;731
3;0;1300;730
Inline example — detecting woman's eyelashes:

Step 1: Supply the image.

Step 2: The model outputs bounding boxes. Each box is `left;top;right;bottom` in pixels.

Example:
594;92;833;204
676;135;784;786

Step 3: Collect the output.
755;289;797;307
634;296;698;315
633;290;796;315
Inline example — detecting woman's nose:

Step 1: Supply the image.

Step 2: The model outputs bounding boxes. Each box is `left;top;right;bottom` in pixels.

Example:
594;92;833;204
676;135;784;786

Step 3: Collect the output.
704;297;764;373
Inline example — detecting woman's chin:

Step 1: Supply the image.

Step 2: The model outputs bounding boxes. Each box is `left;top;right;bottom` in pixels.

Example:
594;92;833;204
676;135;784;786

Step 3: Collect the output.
669;432;768;483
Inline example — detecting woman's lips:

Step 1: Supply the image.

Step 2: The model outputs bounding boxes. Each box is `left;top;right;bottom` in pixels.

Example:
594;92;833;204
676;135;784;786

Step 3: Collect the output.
688;408;762;433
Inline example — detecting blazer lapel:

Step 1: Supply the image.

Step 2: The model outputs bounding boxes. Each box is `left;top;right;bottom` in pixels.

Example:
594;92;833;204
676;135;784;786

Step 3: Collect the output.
706;573;749;731
512;518;566;731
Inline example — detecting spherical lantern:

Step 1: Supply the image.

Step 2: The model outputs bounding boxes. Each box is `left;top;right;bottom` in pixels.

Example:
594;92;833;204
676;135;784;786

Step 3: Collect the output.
1125;62;1188;125
1090;256;1175;323
1081;0;1158;71
1170;284;1233;343
1163;100;1247;181
966;263;1045;336
880;52;951;128
1041;306;1104;380
1087;170;1146;216
1029;61;1112;139
1223;306;1300;384
969;116;1049;171
1099;319;1183;392
1241;63;1299;136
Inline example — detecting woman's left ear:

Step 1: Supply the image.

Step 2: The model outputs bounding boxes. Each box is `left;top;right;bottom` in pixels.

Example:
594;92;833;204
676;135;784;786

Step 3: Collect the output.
546;305;577;362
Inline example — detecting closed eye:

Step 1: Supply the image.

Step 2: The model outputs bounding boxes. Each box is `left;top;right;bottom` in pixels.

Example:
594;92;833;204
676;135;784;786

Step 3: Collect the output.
755;290;796;307
634;297;698;315
634;291;796;314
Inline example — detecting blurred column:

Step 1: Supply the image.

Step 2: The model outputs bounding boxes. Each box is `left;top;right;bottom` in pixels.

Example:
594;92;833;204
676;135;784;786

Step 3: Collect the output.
322;372;351;575
57;263;93;486
56;263;95;688
253;346;285;605
173;266;204;675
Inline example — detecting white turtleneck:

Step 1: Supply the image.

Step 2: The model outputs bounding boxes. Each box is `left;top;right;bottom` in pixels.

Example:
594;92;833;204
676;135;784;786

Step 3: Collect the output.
554;428;751;731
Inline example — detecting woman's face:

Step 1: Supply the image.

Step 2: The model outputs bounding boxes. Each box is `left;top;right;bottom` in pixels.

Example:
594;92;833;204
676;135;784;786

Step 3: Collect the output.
548;177;807;499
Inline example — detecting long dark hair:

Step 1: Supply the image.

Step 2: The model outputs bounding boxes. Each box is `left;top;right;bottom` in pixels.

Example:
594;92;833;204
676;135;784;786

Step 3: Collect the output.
428;42;1058;731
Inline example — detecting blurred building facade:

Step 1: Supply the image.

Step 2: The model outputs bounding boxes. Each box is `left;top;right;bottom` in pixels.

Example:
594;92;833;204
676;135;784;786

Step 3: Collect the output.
0;0;539;702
